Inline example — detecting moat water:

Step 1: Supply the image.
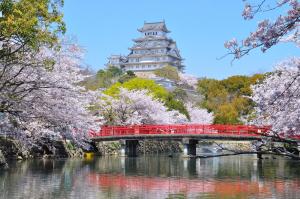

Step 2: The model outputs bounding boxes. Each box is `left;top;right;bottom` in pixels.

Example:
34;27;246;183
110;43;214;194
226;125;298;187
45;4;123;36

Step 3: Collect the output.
0;154;300;199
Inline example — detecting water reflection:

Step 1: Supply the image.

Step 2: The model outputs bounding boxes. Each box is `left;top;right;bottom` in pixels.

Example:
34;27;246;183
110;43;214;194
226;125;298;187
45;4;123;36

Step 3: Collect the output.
0;155;300;198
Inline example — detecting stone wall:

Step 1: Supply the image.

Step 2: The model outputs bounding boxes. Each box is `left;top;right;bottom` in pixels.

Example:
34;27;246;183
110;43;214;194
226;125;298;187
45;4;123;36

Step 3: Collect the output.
138;140;182;154
95;140;255;156
96;140;183;155
96;141;121;155
0;149;8;169
31;139;85;159
212;141;253;152
0;136;85;161
0;136;30;160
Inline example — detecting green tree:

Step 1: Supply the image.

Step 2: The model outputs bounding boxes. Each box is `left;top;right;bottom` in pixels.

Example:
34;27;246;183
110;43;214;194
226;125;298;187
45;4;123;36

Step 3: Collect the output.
171;88;188;101
104;78;169;100
197;78;221;99
214;104;240;124
154;65;180;81
0;0;65;56
106;65;123;76
197;74;265;124
118;70;136;83
81;66;125;90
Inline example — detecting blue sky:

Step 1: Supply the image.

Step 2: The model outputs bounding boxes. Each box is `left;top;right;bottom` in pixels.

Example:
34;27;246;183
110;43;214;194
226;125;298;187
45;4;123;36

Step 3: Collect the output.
63;1;299;79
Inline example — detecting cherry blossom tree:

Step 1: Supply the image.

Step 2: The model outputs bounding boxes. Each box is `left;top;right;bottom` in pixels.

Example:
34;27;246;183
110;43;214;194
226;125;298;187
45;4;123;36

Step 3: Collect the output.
97;88;187;125
185;103;214;124
97;88;214;126
178;72;198;89
225;0;300;59
223;1;300;135
219;1;300;158
251;57;300;137
0;41;99;150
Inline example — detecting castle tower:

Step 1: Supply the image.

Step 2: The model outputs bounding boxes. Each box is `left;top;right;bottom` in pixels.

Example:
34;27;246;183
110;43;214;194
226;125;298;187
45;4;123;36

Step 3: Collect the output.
107;21;183;72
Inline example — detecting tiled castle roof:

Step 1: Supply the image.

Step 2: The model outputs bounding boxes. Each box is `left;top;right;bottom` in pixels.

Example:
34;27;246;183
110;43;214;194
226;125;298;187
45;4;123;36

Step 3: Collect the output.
138;21;170;33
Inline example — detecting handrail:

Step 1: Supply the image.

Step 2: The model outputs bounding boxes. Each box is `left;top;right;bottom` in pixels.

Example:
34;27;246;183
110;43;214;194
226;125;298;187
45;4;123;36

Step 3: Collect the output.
90;124;273;138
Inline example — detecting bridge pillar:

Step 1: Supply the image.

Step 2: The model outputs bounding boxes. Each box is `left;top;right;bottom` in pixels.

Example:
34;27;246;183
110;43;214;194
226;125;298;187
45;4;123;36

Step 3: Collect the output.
182;138;198;157
119;140;139;157
119;140;126;157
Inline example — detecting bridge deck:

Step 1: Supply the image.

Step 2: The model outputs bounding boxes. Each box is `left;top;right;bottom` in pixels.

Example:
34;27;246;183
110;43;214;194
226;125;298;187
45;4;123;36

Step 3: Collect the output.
90;124;270;142
91;134;262;142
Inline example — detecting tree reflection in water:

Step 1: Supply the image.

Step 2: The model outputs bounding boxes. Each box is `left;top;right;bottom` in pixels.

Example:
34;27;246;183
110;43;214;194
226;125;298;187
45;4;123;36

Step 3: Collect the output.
0;155;300;199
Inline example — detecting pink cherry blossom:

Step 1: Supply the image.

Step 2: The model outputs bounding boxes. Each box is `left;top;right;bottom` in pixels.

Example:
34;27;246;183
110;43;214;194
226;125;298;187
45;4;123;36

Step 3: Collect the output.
251;57;300;136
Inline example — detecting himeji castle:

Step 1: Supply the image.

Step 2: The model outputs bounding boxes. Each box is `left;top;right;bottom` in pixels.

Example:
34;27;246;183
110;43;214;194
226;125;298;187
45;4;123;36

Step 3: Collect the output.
106;21;183;72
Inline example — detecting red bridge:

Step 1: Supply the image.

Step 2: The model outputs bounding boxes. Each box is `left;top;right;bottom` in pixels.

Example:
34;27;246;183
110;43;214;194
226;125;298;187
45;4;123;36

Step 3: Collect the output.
89;124;300;156
90;124;271;141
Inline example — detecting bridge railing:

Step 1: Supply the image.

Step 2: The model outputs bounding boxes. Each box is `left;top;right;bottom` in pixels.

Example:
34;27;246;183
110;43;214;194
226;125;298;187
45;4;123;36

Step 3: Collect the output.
89;124;271;137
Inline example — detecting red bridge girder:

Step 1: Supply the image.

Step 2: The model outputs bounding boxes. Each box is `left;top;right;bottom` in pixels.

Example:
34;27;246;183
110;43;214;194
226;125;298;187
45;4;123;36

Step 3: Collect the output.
89;124;272;138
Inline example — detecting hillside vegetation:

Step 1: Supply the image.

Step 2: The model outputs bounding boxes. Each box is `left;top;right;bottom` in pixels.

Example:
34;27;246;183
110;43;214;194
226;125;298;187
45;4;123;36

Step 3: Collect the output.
81;66;265;125
197;74;265;124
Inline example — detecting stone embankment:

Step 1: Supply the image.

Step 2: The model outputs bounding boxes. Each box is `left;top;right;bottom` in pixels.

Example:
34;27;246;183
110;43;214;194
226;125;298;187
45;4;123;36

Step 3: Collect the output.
96;140;254;156
0;136;89;168
211;141;253;152
96;140;182;155
0;137;30;161
0;149;8;169
31;139;85;159
138;140;182;154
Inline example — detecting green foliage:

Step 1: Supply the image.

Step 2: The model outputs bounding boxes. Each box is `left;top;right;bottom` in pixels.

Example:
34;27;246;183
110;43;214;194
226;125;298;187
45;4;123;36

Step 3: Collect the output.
214;104;240;124
66;141;75;151
154;65;180;81
104;78;169;99
197;74;265;124
104;78;189;118
118;70;136;83
81;66;131;90
0;0;65;50
197;78;221;99
220;74;264;96
103;82;122;96
165;95;190;120
171;88;188;101
106;65;123;76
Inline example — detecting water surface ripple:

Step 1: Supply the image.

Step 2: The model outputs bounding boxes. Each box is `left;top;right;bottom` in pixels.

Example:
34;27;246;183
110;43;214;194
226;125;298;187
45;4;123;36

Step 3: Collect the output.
0;155;300;199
